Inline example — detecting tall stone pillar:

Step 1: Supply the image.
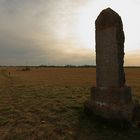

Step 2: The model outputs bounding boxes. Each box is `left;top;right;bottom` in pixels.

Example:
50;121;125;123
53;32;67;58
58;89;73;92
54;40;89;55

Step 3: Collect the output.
85;8;139;122
95;8;125;88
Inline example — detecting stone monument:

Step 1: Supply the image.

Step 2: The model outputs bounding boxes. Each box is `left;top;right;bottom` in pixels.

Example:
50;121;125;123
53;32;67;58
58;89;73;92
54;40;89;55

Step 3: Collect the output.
85;8;139;122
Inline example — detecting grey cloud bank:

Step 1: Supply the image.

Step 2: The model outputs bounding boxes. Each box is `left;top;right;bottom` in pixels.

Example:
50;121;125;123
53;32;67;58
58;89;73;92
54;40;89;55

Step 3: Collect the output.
0;0;139;66
0;0;94;66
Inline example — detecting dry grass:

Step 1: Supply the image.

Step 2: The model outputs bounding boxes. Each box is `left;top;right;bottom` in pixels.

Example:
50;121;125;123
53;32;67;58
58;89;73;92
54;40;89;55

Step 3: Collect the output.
0;67;140;140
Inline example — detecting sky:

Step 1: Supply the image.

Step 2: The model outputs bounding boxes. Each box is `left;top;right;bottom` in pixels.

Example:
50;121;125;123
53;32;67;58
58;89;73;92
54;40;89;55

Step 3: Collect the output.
0;0;140;66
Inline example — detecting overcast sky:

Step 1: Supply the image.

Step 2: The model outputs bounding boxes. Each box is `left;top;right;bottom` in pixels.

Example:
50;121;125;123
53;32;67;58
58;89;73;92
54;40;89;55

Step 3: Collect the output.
0;0;140;66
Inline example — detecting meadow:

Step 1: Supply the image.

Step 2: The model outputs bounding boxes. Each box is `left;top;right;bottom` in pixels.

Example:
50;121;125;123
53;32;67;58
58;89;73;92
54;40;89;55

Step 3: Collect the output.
0;67;140;140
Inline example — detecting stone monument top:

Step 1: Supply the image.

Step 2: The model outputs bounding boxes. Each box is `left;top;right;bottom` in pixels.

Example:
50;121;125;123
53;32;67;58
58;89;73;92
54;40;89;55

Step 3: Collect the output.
96;8;122;30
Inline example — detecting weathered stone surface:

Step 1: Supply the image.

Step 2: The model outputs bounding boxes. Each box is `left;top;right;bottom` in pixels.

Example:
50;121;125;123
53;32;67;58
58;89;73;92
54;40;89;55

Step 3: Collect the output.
95;8;125;88
90;86;132;105
85;98;137;121
84;86;135;121
85;8;140;123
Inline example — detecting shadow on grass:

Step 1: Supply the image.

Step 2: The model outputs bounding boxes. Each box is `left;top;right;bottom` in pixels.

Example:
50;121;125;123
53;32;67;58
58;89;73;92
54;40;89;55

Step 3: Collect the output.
74;107;140;140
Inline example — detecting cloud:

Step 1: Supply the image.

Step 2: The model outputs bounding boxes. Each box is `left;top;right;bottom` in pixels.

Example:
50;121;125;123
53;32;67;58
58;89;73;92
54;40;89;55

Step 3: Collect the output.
0;0;95;66
0;0;139;66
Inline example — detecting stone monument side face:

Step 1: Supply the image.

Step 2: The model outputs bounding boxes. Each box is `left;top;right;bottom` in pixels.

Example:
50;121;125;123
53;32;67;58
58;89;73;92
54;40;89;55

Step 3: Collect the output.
95;8;125;88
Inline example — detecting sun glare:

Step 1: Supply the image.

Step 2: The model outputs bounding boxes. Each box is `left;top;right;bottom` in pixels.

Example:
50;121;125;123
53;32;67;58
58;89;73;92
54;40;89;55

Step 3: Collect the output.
75;11;94;49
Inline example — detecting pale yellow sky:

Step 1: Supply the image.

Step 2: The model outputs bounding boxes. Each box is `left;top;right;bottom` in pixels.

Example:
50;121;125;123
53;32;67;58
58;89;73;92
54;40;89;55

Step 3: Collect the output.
0;0;139;66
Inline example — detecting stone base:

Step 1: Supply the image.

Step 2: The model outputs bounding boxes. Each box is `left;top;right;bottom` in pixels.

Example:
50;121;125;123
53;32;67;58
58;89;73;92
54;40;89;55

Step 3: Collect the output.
85;86;140;122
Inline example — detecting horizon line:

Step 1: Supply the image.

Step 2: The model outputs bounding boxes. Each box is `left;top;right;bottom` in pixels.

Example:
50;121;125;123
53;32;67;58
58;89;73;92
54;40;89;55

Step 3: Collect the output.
0;65;140;68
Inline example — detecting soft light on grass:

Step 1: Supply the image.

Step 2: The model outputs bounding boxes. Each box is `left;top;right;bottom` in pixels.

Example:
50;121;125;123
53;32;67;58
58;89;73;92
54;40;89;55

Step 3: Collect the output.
0;67;140;140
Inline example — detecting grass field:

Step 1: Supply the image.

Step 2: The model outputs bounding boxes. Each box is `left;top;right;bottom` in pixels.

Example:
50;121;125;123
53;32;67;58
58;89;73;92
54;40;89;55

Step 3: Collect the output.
0;67;140;140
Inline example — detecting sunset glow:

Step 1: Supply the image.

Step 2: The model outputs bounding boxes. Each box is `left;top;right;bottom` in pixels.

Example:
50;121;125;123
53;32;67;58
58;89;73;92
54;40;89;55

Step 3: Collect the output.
0;0;139;66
